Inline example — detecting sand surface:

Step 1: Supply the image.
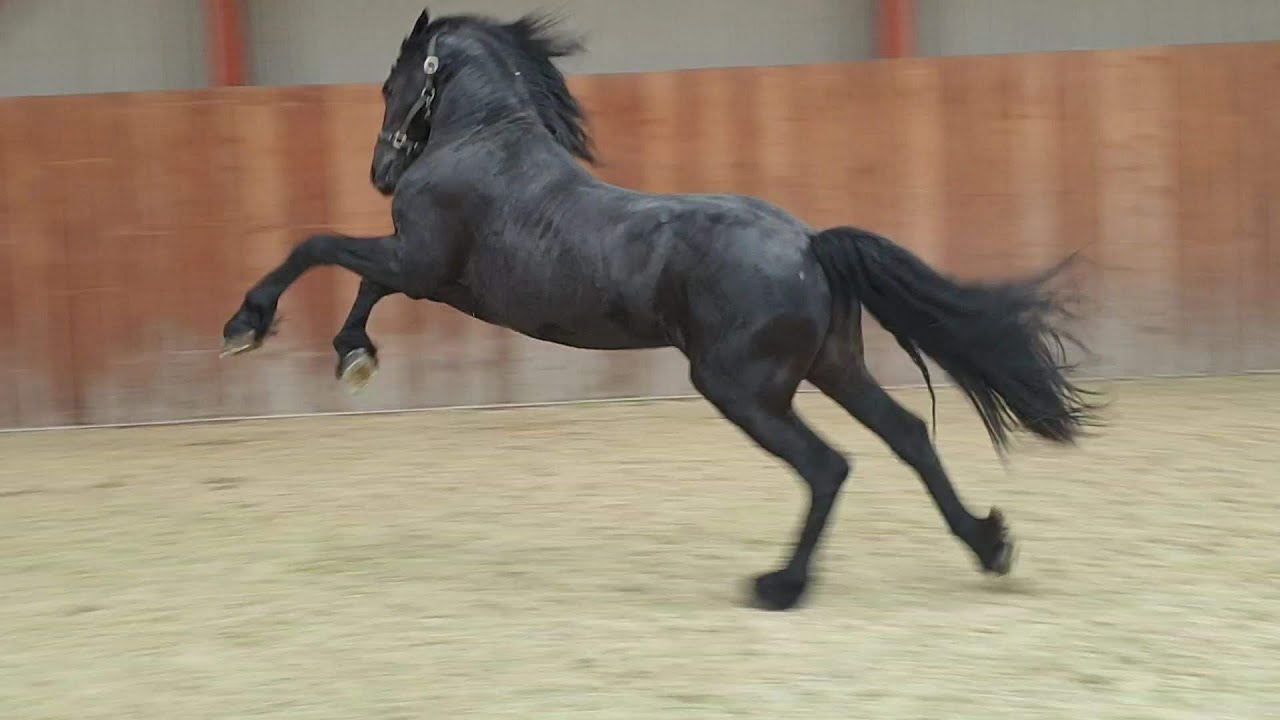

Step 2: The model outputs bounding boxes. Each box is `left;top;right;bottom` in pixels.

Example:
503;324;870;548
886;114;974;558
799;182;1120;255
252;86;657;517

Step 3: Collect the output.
2;375;1278;719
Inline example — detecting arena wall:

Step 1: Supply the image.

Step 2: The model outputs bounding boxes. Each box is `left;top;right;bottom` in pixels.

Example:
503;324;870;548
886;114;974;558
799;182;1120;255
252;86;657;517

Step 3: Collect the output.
244;0;877;82
0;0;208;98
2;42;1278;429
916;0;1280;57
0;0;875;98
10;1;1277;99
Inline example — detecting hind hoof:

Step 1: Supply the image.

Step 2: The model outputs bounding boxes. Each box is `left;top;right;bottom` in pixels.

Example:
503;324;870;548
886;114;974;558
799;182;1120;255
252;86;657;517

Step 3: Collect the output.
976;507;1017;576
984;534;1018;576
338;348;378;393
748;569;808;611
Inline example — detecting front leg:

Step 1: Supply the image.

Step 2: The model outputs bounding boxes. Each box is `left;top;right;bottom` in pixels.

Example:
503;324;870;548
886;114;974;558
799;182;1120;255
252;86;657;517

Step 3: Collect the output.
222;233;404;356
333;278;395;393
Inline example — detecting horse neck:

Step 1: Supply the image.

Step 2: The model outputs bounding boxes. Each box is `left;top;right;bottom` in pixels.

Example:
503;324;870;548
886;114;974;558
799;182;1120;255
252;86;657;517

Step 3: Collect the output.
429;66;578;172
435;65;533;131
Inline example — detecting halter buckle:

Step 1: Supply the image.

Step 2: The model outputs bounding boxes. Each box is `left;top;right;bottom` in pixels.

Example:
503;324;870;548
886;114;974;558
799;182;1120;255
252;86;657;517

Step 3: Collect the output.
390;131;409;150
424;55;439;75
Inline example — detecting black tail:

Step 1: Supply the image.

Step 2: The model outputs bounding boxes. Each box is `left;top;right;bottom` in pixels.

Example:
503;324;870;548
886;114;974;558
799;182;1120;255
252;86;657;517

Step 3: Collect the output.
809;226;1100;452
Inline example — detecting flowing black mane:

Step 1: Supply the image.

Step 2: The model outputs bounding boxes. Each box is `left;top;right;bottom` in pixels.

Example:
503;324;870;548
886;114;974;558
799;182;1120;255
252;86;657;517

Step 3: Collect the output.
403;12;596;164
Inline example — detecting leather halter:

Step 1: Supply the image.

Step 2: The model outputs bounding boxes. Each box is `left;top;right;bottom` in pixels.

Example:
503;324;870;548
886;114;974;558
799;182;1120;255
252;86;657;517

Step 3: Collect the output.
376;34;440;157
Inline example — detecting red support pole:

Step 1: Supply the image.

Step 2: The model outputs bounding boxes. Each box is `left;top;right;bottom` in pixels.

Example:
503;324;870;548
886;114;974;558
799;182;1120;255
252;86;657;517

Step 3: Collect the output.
876;0;915;59
205;0;247;86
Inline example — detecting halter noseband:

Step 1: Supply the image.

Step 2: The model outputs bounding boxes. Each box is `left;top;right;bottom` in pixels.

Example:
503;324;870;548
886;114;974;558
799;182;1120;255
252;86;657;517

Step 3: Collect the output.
378;34;440;157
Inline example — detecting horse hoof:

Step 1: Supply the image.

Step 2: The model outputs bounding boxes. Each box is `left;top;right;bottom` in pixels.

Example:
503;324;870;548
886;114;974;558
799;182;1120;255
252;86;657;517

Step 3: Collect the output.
747;570;808;611
338;349;378;393
221;311;282;358
987;534;1018;576
220;330;261;358
977;507;1017;576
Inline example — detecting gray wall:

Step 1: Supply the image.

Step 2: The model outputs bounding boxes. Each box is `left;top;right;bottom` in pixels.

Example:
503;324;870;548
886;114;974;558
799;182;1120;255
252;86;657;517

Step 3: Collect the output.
6;0;1280;98
918;0;1280;57
0;0;207;98
245;0;876;85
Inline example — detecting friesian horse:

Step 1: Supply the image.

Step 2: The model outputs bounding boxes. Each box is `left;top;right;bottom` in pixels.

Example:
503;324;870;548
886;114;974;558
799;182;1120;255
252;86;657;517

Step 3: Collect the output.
222;10;1098;610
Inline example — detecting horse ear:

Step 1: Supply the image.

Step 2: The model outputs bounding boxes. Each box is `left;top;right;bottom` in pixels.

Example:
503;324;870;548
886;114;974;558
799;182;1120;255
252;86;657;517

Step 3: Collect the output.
411;7;431;37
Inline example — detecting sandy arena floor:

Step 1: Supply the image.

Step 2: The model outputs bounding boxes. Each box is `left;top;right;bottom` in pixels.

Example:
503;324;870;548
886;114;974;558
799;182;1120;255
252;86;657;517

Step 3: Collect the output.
1;375;1278;719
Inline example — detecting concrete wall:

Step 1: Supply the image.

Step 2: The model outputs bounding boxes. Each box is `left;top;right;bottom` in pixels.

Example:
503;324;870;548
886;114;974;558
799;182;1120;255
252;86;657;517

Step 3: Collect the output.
0;0;207;98
918;0;1280;56
244;0;876;84
7;0;1280;98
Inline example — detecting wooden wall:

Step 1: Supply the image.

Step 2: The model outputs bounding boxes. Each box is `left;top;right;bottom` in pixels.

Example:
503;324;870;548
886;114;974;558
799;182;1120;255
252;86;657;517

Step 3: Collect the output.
1;42;1278;429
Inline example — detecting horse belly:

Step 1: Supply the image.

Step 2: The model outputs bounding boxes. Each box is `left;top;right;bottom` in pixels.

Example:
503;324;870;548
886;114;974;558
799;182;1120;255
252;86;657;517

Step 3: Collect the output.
522;313;668;350
434;282;662;349
448;249;671;349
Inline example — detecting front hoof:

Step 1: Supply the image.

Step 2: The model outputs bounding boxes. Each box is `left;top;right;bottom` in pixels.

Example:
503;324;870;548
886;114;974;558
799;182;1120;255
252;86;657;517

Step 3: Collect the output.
220;305;278;358
337;348;379;394
221;328;261;357
748;570;808;611
975;507;1018;576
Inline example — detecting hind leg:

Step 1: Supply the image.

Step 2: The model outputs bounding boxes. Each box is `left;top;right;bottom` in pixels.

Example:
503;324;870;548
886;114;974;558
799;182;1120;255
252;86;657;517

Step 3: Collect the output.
690;330;850;610
810;358;1014;575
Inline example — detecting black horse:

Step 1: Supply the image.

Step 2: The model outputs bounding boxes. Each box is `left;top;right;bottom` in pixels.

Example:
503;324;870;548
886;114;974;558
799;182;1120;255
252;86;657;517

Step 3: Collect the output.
221;9;1098;610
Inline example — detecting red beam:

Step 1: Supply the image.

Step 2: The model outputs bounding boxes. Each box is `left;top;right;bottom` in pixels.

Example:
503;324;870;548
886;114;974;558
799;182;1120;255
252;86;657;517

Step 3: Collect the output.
876;0;915;59
205;0;247;86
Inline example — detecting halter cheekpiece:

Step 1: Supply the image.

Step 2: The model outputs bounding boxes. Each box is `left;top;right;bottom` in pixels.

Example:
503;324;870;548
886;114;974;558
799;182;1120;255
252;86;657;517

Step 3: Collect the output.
378;34;440;157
